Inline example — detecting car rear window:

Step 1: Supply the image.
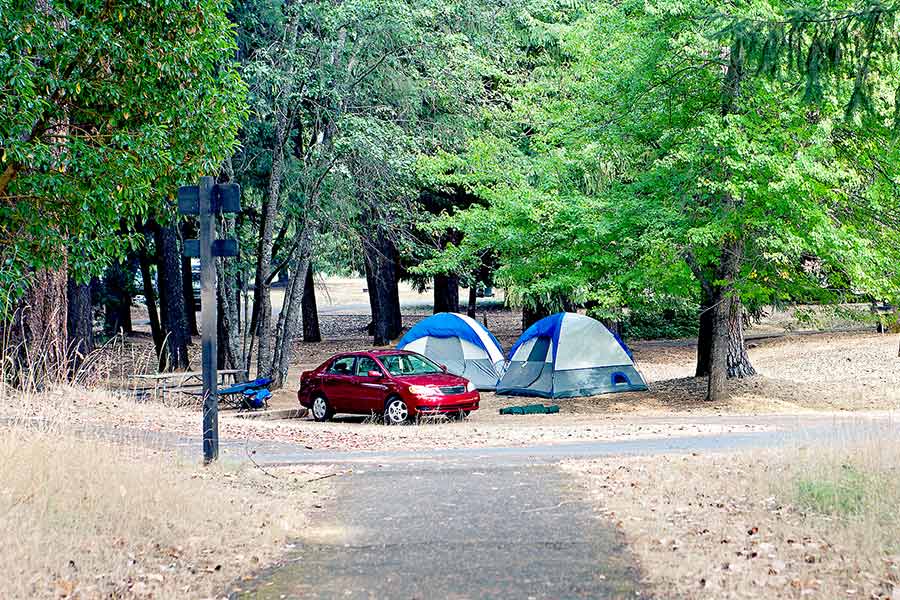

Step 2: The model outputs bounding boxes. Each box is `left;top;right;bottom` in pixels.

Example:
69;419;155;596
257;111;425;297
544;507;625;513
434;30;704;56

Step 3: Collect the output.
327;356;356;375
356;356;382;376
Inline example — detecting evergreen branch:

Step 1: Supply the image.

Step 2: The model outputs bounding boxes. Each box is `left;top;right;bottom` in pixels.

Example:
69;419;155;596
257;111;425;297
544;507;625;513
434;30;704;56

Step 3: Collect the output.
708;2;900;114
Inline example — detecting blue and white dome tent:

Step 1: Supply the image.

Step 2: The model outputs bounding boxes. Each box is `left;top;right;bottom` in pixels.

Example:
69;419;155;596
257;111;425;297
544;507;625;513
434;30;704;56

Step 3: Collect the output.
396;313;506;390
497;312;648;398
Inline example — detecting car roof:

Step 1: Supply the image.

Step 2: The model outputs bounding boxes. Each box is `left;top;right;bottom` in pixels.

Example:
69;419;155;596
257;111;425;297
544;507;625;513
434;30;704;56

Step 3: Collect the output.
332;350;412;358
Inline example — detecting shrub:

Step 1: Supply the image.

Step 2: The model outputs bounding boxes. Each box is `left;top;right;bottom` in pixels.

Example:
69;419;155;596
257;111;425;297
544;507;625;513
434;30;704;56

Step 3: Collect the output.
618;299;699;341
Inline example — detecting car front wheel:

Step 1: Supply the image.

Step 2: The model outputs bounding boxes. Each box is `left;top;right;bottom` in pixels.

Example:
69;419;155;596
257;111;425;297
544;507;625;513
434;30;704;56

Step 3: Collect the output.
384;397;410;425
311;395;333;422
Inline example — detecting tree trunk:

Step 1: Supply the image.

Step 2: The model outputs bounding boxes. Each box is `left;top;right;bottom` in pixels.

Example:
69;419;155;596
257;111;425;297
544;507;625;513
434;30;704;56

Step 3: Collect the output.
725;298;755;378
216;214;244;374
137;233;164;357
433;274;460;314
10;267;69;387
102;260;133;336
365;258;378;337
364;230;402;345
251;11;301;380
467;284;477;318
31;268;68;382
522;303;551;331
155;223;189;370
706;289;729;402
706;237;755;400
270;226;312;388
66;277;93;373
695;289;715;377
302;263;321;343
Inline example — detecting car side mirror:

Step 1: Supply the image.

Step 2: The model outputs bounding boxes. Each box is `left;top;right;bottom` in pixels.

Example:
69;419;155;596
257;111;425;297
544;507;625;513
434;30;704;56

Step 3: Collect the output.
367;370;383;378
439;364;447;372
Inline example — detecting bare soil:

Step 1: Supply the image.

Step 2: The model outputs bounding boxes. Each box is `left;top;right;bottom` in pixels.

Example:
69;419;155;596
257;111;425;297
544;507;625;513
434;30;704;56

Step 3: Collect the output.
625;331;900;412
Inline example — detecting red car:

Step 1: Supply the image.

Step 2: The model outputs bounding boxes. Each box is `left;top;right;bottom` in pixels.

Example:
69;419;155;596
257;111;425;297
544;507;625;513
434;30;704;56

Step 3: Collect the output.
298;350;480;425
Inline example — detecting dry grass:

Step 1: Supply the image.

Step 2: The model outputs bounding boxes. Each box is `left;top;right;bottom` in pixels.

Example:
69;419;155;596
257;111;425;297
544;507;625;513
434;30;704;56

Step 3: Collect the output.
0;388;332;599
565;428;900;599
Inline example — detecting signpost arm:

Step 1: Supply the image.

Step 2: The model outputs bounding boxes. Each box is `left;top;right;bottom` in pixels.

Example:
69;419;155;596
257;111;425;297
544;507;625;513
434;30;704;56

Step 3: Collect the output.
199;176;219;463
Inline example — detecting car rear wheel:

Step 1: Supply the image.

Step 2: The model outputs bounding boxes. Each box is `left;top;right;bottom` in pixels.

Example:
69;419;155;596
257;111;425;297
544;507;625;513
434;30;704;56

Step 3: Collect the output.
311;395;333;422
384;397;410;425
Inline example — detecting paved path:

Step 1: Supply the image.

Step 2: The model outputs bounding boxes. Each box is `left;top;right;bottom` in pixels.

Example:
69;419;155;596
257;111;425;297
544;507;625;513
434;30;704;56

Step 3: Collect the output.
214;412;897;468
234;463;640;600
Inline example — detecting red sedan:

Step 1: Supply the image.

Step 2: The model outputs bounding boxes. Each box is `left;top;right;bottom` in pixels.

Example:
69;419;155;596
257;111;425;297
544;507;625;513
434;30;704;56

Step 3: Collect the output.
298;350;480;424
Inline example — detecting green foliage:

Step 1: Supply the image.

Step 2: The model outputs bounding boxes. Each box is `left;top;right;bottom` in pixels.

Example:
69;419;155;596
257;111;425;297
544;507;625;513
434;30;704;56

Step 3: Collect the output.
711;1;900;116
0;0;246;301
423;0;900;321
615;298;700;341
231;0;518;281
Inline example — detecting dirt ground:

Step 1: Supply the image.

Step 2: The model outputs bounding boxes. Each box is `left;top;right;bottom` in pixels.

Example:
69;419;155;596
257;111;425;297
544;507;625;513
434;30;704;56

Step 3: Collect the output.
268;329;900;416
626;331;900;412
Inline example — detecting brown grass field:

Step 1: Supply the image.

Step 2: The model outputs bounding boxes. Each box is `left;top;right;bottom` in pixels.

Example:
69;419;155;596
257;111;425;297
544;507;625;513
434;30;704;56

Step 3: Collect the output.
565;430;900;599
0;392;335;599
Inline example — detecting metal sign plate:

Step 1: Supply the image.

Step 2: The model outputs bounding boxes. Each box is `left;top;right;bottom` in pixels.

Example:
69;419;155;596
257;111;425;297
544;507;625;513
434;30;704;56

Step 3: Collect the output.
213;183;241;213
177;186;199;215
212;239;239;257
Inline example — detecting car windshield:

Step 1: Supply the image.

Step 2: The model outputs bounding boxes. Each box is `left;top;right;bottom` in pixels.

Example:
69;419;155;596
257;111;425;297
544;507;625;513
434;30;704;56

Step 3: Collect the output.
380;354;442;376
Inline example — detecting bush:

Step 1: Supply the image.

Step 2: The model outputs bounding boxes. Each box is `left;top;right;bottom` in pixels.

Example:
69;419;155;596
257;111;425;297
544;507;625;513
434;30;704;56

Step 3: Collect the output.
618;300;699;341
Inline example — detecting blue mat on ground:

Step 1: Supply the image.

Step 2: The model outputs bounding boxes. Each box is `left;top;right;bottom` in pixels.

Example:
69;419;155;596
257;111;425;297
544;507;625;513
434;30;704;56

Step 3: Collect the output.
498;404;560;415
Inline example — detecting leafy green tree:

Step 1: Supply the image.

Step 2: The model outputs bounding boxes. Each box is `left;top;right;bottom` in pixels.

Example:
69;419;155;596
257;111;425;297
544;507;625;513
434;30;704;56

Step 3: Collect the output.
1;0;245;290
230;0;516;383
0;0;246;379
423;0;900;400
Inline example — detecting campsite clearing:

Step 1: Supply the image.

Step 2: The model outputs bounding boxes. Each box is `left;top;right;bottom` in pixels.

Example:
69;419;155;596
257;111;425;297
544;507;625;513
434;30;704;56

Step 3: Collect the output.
39;329;900;455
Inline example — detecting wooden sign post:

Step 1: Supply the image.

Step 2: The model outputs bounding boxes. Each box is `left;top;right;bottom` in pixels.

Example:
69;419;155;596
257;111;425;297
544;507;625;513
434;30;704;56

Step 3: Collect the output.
178;176;240;463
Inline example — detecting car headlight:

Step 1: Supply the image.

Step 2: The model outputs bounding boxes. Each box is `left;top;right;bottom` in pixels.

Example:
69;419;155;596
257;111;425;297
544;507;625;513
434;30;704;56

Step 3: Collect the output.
408;385;437;396
466;381;476;392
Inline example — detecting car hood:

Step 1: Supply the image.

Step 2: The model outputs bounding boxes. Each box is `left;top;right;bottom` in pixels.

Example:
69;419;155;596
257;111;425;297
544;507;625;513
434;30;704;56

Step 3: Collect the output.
393;373;468;386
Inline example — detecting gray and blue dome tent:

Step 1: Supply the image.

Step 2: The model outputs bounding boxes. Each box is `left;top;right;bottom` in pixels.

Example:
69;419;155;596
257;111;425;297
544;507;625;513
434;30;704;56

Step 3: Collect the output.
497;312;647;398
396;313;506;390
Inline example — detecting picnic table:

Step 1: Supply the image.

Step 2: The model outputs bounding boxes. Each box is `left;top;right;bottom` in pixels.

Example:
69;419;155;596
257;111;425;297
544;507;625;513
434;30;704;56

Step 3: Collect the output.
132;369;247;397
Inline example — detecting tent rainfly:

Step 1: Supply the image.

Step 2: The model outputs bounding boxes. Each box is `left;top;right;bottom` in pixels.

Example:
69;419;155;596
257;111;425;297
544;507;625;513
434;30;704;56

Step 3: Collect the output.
396;313;506;390
497;312;647;398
